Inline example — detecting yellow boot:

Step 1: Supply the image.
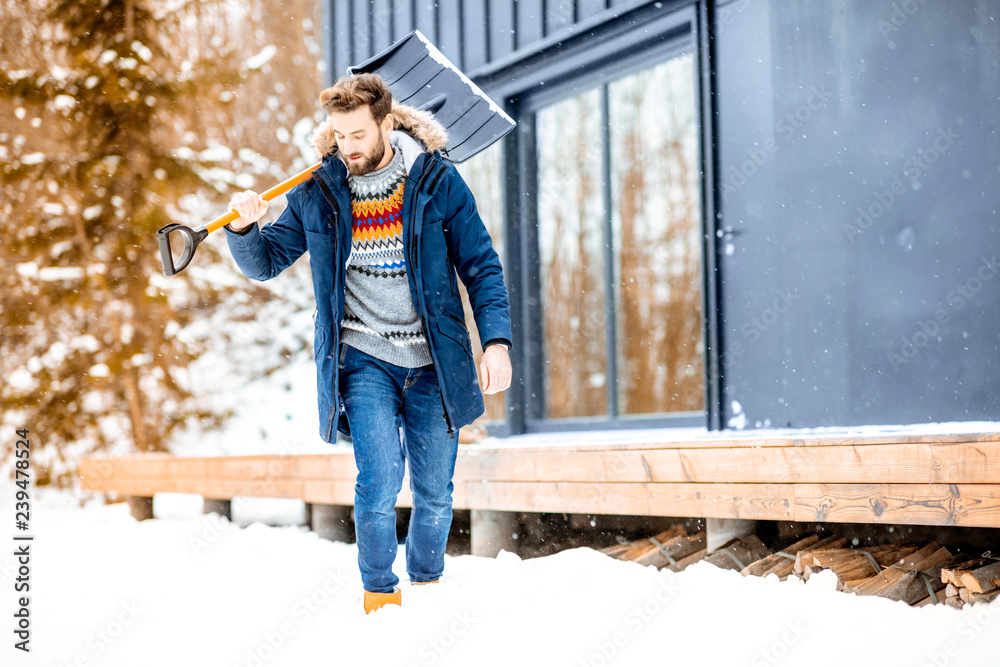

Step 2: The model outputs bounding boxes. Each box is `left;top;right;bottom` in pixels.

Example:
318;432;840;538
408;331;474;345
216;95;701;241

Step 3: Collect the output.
364;586;401;614
411;579;439;585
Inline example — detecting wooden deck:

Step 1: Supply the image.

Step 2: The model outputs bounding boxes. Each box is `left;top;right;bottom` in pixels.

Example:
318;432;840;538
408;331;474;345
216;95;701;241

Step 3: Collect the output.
78;427;1000;528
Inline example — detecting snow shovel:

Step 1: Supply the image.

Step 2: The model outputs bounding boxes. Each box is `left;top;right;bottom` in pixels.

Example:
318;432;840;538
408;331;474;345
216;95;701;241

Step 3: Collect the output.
157;29;515;276
348;29;516;164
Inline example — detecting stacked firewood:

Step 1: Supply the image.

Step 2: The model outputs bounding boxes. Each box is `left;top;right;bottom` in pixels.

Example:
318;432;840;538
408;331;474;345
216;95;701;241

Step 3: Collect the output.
601;524;1000;609
599;525;707;571
703;534;770;571
598;524;768;573
937;556;1000;608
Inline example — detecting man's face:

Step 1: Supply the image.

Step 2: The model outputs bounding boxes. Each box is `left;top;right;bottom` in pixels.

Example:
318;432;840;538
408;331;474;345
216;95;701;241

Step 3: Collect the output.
331;106;393;176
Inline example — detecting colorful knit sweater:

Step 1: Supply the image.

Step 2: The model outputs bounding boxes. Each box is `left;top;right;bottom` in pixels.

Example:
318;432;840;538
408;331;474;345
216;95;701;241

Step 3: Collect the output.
341;147;432;367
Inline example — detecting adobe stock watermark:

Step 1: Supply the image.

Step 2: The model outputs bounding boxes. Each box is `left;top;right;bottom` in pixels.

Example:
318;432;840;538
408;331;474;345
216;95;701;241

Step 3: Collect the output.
56;600;144;667
843;124;958;243
231;567;349;667
889;254;998;371
188;454;305;557
535;137;602;215
234;296;286;342
721;288;800;370
721;84;832;196
188;510;238;557
404;609;476;667
716;0;751;36
576;576;680;667
567;446;636;515
750;619;808;667
922;598;1000;667
877;0;929;46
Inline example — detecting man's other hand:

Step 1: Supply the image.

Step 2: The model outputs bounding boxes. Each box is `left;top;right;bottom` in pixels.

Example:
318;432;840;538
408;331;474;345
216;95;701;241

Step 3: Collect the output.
479;344;511;394
228;190;269;230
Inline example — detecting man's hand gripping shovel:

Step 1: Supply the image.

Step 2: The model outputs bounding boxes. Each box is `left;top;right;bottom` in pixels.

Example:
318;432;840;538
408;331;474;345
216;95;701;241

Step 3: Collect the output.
155;162;320;276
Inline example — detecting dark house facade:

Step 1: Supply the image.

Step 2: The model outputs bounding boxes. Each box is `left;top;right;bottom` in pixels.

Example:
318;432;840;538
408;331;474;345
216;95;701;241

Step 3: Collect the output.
320;0;1000;437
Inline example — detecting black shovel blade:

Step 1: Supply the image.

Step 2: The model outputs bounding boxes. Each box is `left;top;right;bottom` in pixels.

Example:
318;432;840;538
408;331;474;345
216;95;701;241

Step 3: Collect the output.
348;30;516;164
156;223;208;276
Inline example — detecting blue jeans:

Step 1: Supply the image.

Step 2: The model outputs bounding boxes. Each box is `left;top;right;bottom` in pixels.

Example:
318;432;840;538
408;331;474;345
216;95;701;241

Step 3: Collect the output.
338;342;460;593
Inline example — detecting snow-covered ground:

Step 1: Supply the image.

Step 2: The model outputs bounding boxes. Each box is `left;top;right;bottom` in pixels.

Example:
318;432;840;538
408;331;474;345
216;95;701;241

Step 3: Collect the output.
3;488;999;667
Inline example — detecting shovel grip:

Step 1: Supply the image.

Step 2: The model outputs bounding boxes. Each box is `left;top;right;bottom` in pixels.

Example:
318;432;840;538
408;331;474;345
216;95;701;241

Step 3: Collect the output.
204;160;323;234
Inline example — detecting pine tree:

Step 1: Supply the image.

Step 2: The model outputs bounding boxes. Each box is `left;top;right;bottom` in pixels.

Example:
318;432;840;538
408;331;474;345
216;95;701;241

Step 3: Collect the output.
0;0;265;484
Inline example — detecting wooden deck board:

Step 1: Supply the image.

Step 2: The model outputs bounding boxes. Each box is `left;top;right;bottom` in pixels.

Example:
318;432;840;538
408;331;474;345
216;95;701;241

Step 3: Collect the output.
454;442;1000;484
82;442;1000;485
77;429;1000;528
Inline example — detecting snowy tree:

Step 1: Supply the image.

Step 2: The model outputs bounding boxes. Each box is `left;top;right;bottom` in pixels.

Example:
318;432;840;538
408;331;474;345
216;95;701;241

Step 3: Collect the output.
0;0;321;484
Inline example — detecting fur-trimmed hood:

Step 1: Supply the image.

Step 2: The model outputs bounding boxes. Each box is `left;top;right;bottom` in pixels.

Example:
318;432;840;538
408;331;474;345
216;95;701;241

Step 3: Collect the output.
310;100;449;160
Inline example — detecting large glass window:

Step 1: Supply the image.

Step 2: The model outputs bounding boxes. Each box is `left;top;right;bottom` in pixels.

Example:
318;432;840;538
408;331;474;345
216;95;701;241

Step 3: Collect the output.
610;55;703;415
534;50;704;421
536;89;608;418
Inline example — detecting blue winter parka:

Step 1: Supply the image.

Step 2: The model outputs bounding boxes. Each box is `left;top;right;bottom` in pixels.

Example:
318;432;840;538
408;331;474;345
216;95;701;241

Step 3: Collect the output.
225;101;512;443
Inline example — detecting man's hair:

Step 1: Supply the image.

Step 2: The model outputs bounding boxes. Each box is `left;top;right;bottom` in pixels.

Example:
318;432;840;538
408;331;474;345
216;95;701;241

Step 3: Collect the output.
319;73;392;124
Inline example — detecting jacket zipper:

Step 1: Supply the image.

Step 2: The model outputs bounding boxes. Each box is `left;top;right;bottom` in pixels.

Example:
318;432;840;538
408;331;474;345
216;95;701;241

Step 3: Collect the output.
410;160;456;437
332;192;345;434
313;169;345;441
325;406;335;442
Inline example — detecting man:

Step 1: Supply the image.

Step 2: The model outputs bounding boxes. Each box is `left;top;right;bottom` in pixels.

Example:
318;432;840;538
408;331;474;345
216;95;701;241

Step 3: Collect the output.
225;73;512;614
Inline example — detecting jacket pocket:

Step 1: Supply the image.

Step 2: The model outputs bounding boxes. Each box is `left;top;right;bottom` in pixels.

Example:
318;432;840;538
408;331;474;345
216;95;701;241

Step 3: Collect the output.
420;220;455;303
437;311;474;355
436;313;477;398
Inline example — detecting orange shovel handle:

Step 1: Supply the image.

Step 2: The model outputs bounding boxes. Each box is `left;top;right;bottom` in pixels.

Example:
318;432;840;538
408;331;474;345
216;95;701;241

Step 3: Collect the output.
204;160;323;234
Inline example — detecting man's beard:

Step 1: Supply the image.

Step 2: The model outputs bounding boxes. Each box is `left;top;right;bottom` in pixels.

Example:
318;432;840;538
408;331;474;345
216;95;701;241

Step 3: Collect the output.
344;132;386;176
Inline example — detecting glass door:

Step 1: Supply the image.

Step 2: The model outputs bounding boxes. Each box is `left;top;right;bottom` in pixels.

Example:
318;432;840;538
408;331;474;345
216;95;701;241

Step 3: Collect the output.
532;50;704;423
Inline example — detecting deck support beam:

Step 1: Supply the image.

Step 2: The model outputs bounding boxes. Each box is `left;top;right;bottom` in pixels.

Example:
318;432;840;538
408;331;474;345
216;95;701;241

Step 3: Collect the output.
203;498;232;520
310;503;355;543
471;509;520;557
127;496;154;521
707;517;758;551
